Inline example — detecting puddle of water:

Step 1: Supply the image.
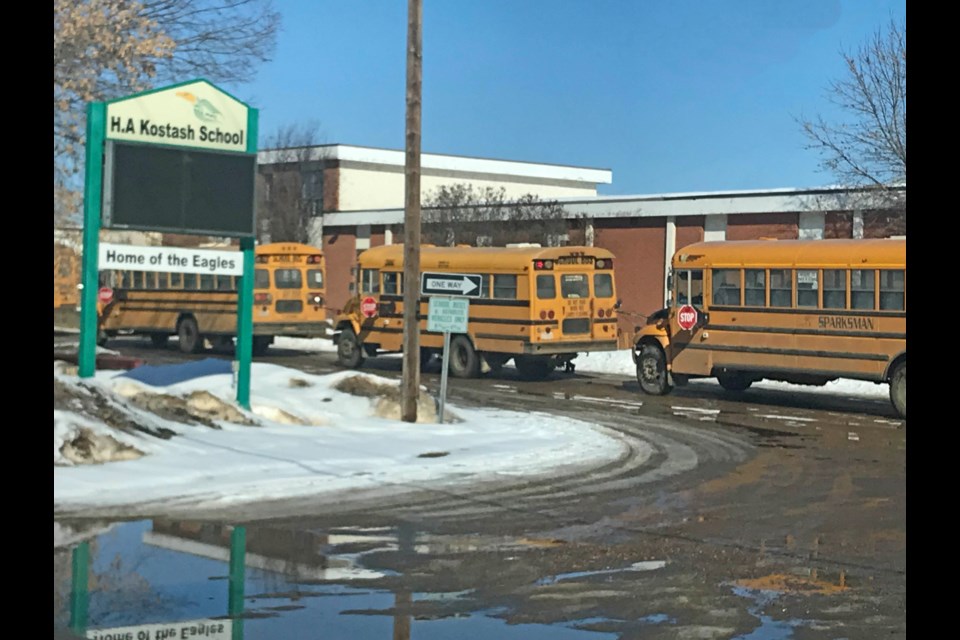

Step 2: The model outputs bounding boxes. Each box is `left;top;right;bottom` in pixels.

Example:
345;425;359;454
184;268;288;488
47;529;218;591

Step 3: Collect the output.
54;519;616;640
729;585;812;640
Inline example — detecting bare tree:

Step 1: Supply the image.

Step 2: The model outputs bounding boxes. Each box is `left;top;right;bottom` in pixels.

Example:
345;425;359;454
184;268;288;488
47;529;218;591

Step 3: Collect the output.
54;0;280;222
257;123;327;244
422;184;574;247
798;18;905;202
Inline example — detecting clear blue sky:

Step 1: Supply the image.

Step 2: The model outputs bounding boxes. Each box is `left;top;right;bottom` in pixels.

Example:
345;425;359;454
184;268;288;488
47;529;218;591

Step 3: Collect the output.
224;0;906;196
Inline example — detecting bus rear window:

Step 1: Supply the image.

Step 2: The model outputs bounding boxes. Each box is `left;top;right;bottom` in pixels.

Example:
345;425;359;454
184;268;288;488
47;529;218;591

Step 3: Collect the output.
255;269;269;290
593;273;614;298
307;269;324;289
275;269;303;289
561;274;589;299
536;274;556;299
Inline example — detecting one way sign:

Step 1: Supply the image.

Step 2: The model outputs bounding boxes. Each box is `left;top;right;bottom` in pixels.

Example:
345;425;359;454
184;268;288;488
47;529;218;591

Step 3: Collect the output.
421;272;484;297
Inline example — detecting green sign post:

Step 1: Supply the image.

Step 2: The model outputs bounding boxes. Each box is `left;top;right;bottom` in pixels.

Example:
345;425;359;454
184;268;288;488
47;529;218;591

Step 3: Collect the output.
78;79;258;408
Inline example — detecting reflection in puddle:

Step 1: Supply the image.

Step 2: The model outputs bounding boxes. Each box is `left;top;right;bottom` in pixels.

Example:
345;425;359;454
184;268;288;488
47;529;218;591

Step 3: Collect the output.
54;519;617;639
729;585;809;640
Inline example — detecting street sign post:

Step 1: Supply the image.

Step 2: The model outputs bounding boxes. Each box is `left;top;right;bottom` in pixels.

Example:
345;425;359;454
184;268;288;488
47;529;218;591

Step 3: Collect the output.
421;272;483;298
426;295;470;423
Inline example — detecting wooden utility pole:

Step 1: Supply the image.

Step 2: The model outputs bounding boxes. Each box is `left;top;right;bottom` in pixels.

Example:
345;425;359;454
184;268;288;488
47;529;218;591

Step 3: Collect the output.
401;0;423;422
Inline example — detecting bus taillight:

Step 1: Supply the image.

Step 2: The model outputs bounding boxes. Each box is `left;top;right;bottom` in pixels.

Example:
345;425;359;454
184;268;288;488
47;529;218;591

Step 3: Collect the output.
307;255;322;264
308;293;324;306
595;259;613;269
534;260;553;270
254;293;272;305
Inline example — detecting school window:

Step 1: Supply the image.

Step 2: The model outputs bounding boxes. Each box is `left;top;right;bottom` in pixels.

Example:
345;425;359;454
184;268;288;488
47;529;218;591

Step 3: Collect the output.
536;274;556;299
493;274;518;299
822;270;846;309
711;269;741;306
157;273;168;290
184;273;197;289
769;269;792;307
797;270;819;308
560;273;590;299
593;273;614;298
169;272;182;289
132;271;145;289
254;269;270;290
744;269;765;306
275;269;303;289
361;268;380;294
307;269;324;289
851;269;875;310
217;275;234;291
382;272;403;295
879;270;905;310
199;274;215;291
143;272;157;290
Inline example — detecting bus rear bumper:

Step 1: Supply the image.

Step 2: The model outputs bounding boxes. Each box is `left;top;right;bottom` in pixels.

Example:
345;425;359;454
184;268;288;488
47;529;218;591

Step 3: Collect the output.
522;340;620;355
253;322;332;338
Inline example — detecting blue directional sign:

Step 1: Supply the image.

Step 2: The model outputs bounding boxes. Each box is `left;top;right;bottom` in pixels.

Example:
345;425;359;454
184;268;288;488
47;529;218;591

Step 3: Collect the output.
420;272;483;297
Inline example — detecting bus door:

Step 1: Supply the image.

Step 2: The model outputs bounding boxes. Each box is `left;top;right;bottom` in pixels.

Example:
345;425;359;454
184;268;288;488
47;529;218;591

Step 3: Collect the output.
668;268;711;374
557;271;592;339
271;261;306;318
590;268;617;342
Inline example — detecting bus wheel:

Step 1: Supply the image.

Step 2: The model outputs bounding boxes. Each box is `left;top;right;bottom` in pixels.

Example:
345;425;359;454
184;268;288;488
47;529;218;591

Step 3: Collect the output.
252;337;271;357
96;329;108;347
177;317;201;354
890;360;906;419
717;371;752;392
515;355;552;381
449;335;480;378
636;343;672;395
337;329;365;368
149;333;169;348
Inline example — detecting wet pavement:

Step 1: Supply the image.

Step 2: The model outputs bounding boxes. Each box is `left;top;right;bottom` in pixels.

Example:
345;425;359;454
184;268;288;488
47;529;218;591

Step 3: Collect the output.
55;336;906;638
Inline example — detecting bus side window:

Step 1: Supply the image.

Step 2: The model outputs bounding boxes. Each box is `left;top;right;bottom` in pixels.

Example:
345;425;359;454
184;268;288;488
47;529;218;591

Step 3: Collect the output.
184;273;198;289
536;274;556;299
493;274;517;299
689;271;703;306
797;270;818;307
744;269;765;306
711;269;741;306
769;269;792;308
383;272;402;295
200;274;215;291
156;273;168;290
822;270;846;309
217;275;233;291
879;270;905;310
478;274;490;298
361;269;380;294
169;272;182;289
851;269;875;310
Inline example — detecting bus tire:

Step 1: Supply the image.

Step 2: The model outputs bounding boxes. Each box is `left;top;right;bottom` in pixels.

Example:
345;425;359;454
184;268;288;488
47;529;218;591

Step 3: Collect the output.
717;371;753;392
252;336;271;357
636;343;672;395
177;317;201;354
515;355;552;381
449;335;481;378
889;359;906;419
337;328;364;368
149;333;169;348
96;330;108;347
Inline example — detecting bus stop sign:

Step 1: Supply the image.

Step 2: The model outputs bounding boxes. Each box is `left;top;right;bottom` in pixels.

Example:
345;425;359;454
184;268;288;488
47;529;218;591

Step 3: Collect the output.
677;304;698;330
361;296;378;318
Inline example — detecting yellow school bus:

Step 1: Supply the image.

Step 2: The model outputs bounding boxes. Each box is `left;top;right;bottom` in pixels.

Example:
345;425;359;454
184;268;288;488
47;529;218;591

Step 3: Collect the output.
98;242;327;354
54;243;81;310
333;244;622;379
633;238;906;418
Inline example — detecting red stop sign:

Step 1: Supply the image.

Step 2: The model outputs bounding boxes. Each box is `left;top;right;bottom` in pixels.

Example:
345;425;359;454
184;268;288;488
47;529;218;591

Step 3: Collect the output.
677;304;698;330
97;287;114;304
360;296;378;318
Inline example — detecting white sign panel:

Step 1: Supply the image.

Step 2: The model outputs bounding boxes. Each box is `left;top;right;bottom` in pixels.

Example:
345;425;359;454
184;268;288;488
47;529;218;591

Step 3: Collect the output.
106;80;248;152
421;272;483;297
86;618;231;640
99;243;243;276
428;296;470;333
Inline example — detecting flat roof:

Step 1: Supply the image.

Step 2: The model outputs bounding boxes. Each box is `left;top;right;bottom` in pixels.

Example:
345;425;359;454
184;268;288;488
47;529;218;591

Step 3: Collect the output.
258;143;613;185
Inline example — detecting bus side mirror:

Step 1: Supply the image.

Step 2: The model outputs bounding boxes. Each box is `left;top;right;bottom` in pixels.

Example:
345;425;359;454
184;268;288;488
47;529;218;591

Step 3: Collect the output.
614;299;622;310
